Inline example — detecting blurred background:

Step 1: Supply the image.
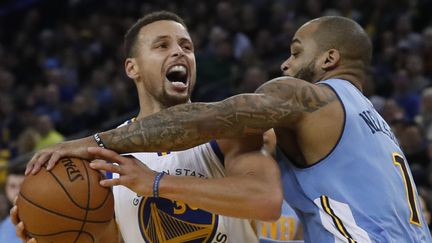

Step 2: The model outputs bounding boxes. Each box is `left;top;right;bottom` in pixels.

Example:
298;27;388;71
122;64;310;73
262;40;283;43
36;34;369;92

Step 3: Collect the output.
0;0;432;231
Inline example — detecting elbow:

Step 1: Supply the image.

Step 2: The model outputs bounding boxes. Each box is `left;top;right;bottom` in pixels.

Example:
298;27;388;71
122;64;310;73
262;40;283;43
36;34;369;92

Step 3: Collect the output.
263;190;284;221
254;187;284;221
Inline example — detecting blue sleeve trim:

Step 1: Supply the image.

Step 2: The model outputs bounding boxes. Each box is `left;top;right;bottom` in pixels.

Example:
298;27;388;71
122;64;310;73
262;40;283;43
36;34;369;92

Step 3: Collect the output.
209;140;225;167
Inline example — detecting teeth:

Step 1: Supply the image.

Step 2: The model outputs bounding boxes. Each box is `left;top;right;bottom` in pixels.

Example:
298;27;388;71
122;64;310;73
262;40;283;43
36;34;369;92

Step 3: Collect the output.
168;65;187;75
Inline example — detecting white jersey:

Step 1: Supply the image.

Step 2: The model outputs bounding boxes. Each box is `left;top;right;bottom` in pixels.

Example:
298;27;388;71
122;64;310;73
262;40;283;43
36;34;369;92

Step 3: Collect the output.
113;120;258;243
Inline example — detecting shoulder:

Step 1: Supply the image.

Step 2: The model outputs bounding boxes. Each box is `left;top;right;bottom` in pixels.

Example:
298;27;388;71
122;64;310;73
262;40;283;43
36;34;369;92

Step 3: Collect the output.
256;77;337;103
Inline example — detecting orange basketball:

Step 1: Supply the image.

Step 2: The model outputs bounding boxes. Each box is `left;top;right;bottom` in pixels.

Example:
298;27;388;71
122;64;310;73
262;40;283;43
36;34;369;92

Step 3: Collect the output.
16;157;114;243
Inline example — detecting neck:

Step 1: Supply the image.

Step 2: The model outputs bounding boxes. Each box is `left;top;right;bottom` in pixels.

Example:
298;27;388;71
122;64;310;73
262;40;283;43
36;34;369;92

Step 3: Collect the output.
137;92;173;120
317;66;365;92
136;93;165;121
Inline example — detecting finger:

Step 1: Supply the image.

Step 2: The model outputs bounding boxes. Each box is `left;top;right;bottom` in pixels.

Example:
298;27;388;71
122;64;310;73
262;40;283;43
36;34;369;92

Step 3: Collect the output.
10;206;19;225
28;238;37;243
16;222;27;240
100;178;122;187
90;161;123;174
25;163;33;176
30;162;42;175
88;147;126;164
25;154;38;175
46;152;62;171
31;152;52;175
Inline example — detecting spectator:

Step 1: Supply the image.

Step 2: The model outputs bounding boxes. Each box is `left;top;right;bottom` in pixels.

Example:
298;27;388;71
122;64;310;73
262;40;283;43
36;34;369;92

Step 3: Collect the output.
34;115;64;151
416;87;432;141
0;166;25;243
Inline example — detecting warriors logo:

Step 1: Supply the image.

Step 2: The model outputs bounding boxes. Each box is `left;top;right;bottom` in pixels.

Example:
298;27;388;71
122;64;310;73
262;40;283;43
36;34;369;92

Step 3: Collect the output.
138;197;219;242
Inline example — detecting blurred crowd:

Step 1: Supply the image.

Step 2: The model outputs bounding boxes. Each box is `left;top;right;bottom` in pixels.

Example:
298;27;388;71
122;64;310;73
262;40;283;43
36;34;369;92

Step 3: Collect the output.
1;0;432;229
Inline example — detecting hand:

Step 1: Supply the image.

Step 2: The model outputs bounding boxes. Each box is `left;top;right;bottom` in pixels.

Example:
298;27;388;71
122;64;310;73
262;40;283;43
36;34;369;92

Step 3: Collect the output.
25;136;97;175
88;147;157;197
10;201;37;243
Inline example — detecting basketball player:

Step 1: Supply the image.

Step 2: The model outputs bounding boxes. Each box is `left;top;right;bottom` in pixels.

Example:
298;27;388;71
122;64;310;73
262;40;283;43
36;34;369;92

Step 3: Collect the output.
26;16;432;242
13;11;283;243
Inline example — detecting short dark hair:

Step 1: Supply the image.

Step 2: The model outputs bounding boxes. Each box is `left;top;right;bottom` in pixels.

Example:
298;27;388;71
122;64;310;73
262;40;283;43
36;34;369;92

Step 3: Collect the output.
7;165;25;176
311;16;372;67
124;11;187;58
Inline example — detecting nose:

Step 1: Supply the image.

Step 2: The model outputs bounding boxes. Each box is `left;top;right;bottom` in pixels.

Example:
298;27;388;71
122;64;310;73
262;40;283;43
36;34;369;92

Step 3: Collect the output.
280;59;289;72
172;44;185;57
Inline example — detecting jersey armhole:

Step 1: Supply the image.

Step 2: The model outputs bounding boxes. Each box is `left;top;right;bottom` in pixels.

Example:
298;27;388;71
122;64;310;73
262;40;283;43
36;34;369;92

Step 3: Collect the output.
209;140;225;167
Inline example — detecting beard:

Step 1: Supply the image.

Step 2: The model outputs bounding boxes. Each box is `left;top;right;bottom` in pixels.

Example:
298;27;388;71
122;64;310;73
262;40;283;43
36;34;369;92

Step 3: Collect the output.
293;60;317;82
161;88;192;108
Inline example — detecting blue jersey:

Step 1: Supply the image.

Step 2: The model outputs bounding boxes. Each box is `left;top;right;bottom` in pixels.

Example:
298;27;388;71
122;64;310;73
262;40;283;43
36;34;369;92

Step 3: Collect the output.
0;217;22;243
277;79;432;243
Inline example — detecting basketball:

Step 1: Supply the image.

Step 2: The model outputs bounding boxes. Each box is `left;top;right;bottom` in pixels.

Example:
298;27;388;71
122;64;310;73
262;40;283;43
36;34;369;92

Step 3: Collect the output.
16;157;114;243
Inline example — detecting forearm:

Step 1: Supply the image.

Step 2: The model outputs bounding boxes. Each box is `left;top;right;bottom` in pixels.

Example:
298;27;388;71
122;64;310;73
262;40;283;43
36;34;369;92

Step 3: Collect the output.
98;77;337;154
100;97;271;153
158;174;281;221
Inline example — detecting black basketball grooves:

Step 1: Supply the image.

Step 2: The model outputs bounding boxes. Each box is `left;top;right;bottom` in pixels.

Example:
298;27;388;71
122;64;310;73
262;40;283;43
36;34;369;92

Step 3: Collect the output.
19;159;112;243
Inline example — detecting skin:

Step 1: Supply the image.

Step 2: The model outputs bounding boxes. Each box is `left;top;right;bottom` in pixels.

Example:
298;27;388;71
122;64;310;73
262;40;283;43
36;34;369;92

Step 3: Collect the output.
21;20;365;242
14;19;282;242
26;18;360;169
5;174;25;204
260;129;304;240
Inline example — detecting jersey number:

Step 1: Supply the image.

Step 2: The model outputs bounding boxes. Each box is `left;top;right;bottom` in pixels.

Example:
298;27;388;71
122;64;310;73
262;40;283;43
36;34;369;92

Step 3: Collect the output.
392;153;421;226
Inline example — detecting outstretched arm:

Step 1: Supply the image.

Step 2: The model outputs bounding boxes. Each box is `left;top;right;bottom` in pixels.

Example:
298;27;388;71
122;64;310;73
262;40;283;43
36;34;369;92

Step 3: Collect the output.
100;77;336;153
27;77;337;174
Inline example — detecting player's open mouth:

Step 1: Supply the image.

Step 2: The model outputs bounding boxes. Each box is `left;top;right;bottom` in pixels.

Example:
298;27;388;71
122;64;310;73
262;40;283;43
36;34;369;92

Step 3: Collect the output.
166;65;188;87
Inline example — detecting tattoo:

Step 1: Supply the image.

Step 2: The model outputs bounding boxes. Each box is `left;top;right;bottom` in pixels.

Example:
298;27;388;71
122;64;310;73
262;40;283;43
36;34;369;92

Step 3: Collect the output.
102;77;337;153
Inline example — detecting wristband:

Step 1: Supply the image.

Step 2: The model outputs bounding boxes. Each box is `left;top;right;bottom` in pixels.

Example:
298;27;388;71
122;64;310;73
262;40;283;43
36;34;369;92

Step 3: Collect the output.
93;133;106;149
153;171;166;198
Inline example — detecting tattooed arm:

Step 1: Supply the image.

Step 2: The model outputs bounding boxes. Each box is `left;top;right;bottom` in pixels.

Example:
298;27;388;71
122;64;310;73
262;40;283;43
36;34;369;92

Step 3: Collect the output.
100;76;337;153
27;76;337;173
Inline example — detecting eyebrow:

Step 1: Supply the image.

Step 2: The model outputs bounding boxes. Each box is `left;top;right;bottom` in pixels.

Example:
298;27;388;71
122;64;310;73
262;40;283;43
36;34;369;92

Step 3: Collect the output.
152;35;170;43
152;35;192;44
290;38;301;46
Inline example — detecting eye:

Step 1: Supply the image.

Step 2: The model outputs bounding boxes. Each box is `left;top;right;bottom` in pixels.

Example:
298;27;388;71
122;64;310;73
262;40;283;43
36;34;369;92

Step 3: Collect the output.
157;43;168;49
181;43;194;52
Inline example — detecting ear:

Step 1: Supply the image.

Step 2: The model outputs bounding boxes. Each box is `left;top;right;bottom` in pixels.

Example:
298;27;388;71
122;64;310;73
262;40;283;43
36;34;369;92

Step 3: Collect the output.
321;49;340;70
125;58;139;80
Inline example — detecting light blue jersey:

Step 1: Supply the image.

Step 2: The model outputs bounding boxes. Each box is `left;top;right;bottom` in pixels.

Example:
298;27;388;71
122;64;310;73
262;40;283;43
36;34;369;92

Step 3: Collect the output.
277;79;432;243
0;216;22;243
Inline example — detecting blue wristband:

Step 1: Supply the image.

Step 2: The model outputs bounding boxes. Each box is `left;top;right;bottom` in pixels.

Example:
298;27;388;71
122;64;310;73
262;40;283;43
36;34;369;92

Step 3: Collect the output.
153;172;166;198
